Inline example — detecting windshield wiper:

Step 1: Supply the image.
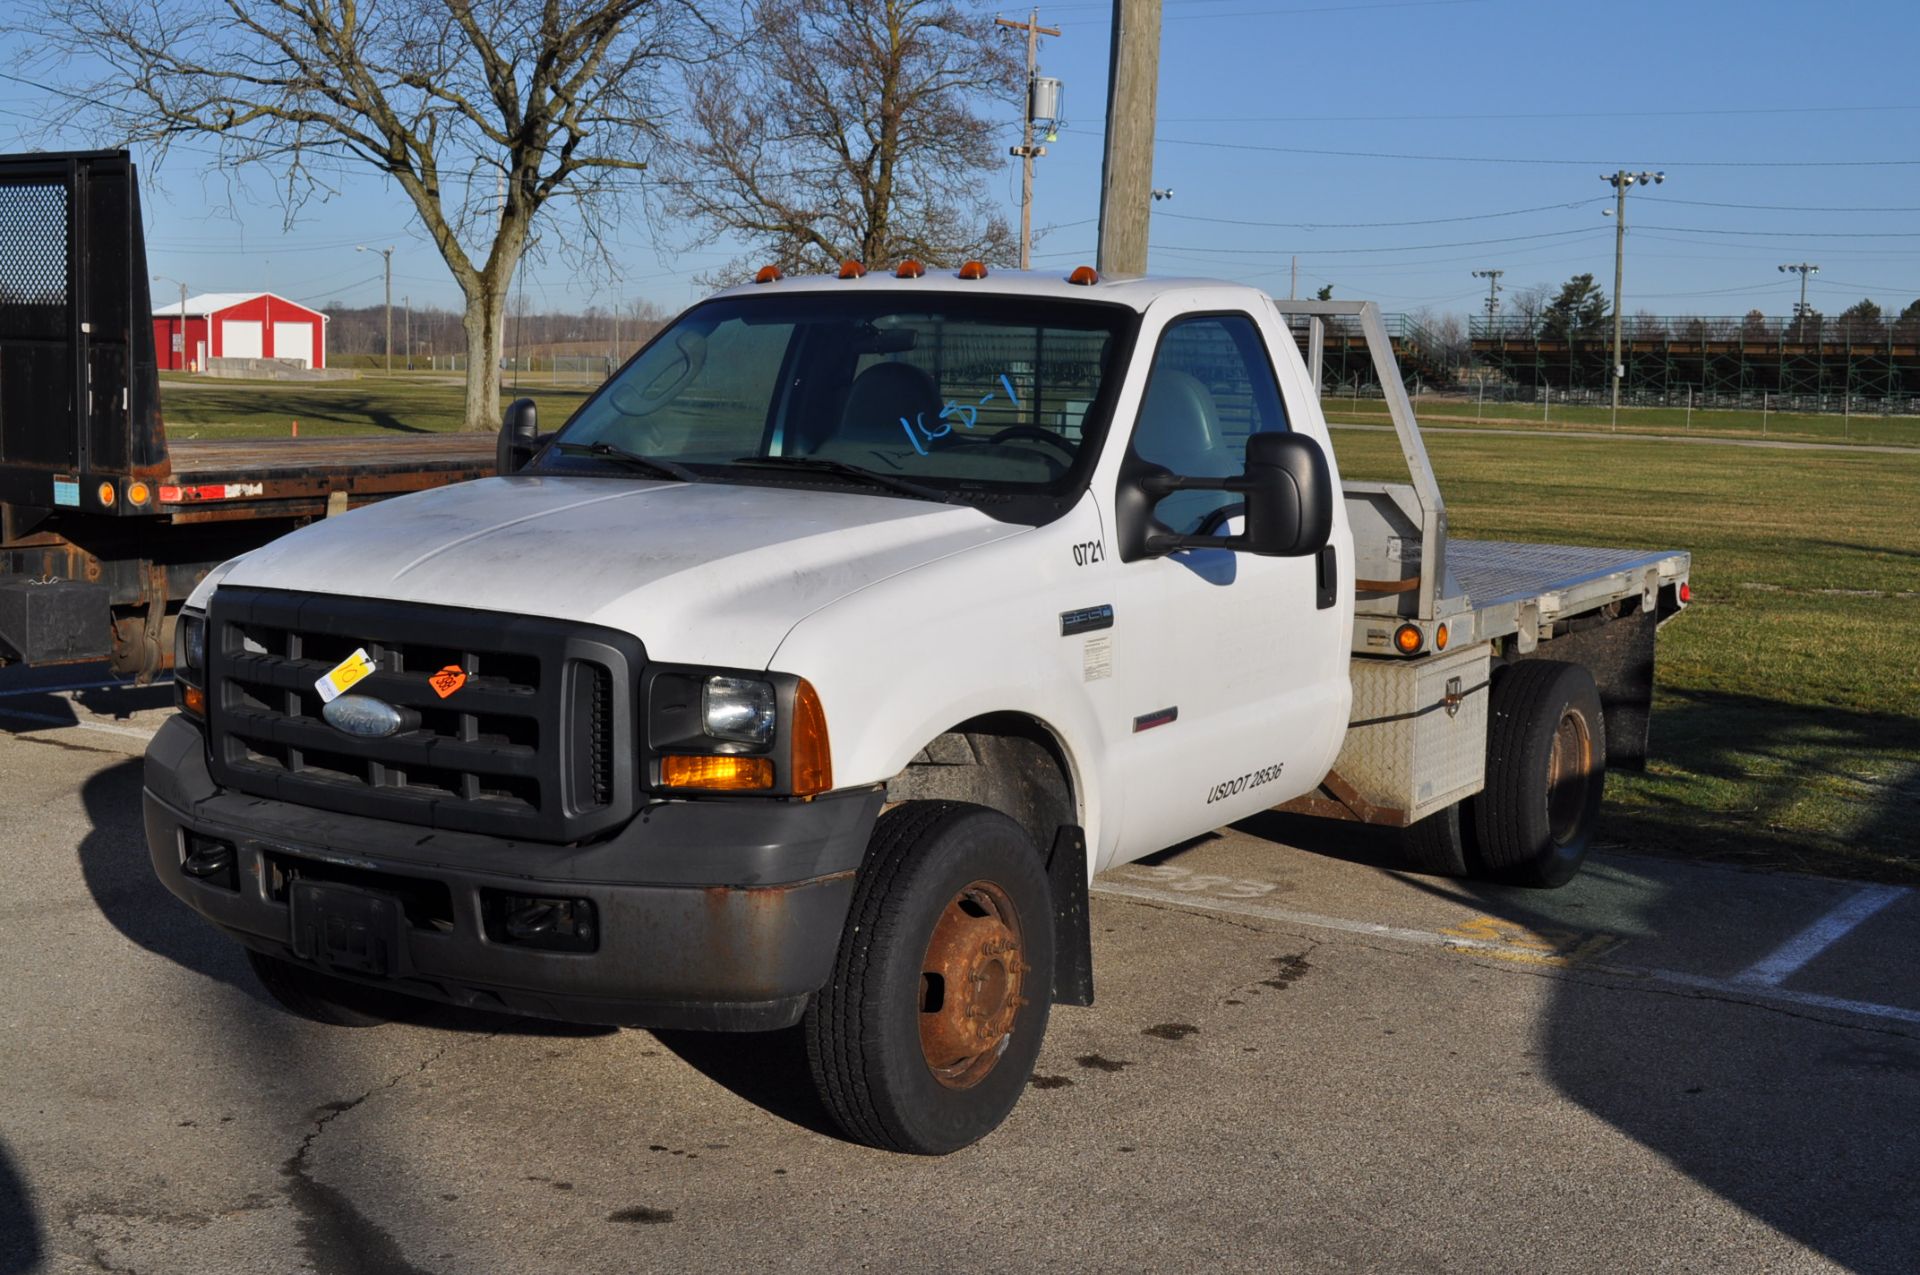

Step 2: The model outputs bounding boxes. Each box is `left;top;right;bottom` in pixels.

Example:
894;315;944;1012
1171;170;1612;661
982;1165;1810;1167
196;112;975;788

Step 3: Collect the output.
727;456;952;503
553;440;698;483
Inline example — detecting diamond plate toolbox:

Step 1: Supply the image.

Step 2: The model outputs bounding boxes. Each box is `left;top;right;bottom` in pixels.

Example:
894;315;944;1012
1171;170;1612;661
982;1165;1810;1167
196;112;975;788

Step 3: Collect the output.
1333;642;1491;824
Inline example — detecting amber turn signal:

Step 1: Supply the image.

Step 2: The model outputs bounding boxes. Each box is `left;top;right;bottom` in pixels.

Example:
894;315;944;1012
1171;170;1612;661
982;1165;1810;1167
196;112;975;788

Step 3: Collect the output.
754;264;783;284
96;481;116;507
181;684;207;717
789;678;832;797
838;259;867;279
1393;623;1424;655
126;480;151;506
660;754;774;791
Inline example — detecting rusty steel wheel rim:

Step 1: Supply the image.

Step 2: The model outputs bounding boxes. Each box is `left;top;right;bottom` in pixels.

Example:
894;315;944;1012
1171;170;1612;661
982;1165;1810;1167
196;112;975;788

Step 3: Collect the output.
918;880;1028;1090
1546;707;1596;845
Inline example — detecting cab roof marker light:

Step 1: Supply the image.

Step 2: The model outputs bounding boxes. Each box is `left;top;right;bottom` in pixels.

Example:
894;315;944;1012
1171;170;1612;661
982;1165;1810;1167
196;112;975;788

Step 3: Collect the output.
894;259;925;279
838;260;867;279
1068;265;1099;286
957;260;988;280
754;264;783;284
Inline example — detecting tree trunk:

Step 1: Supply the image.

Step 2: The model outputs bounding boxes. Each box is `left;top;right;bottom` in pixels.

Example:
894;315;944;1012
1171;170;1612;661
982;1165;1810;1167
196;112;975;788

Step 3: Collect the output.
461;280;509;435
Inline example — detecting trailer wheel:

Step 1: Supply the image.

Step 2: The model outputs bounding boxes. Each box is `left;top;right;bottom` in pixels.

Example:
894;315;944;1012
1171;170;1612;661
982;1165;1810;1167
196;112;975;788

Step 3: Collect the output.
245;949;429;1027
1471;660;1606;888
805;801;1054;1155
1400;802;1471;877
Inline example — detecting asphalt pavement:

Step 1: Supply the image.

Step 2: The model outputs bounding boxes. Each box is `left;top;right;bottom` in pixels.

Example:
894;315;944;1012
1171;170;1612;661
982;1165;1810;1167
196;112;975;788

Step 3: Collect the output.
1;672;1916;1274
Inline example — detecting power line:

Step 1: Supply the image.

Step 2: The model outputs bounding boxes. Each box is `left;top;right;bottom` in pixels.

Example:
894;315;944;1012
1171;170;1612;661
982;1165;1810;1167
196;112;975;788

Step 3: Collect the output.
1155;199;1603;229
1652;196;1920;214
1153;104;1920;124
1637;224;1920;239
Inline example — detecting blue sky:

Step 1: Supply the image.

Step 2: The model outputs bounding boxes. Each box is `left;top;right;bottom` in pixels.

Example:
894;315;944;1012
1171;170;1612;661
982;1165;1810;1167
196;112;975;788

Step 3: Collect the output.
3;0;1917;322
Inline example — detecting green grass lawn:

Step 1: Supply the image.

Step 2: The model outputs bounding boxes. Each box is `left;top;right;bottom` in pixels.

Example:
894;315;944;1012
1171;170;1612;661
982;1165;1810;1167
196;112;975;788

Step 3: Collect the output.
1334;426;1920;882
1324;396;1920;448
158;371;593;439
155;375;1920;880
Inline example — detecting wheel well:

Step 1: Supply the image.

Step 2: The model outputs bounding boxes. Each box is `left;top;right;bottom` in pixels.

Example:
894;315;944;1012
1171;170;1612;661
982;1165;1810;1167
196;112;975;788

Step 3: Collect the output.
883;713;1078;856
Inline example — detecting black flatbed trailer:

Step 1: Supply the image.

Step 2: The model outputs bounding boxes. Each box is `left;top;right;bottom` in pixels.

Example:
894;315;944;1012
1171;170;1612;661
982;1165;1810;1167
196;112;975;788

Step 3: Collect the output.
0;151;492;677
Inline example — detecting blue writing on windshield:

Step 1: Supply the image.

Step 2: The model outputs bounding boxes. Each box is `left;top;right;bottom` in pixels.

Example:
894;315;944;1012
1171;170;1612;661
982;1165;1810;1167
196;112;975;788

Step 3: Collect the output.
897;373;1025;455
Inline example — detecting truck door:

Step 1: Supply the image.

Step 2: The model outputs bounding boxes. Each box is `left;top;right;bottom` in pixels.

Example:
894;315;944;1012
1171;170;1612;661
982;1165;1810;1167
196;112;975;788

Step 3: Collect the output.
1099;308;1349;864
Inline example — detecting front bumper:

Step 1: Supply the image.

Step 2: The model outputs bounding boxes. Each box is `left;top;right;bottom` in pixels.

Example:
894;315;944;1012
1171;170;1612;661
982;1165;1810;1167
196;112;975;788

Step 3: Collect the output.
144;716;882;1031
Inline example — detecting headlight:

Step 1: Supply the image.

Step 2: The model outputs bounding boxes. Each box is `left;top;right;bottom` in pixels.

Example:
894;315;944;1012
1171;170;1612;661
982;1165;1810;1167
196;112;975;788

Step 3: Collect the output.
702;676;776;745
175;609;208;718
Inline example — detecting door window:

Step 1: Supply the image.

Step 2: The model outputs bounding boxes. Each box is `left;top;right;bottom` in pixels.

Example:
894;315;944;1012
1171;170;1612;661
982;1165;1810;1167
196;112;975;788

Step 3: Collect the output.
1130;314;1290;534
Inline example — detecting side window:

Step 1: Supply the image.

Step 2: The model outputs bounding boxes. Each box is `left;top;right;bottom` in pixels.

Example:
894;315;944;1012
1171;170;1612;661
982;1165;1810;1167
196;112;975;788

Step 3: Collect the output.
1130;314;1290;535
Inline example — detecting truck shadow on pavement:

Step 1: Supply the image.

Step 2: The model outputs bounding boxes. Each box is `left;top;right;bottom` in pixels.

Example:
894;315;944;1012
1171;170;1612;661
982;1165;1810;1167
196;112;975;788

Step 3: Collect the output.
1247;797;1920;1275
0;1140;41;1275
647;1028;847;1141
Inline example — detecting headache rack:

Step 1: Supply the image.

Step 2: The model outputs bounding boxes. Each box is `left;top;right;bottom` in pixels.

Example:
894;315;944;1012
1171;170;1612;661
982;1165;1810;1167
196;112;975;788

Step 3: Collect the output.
205;588;640;842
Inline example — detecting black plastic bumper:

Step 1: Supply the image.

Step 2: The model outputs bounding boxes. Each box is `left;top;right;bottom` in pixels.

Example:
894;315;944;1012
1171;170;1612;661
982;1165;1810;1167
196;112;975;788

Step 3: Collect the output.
143;716;882;1031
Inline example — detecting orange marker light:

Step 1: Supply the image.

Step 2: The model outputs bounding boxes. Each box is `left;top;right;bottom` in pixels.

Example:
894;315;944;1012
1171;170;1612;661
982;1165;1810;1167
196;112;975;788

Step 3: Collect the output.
957;260;989;280
1068;265;1100;286
754;264;783;284
660;754;774;791
1435;622;1450;651
894;259;926;279
126;481;151;505
1393;623;1424;655
789;678;832;797
97;482;116;507
838;259;867;279
181;684;207;717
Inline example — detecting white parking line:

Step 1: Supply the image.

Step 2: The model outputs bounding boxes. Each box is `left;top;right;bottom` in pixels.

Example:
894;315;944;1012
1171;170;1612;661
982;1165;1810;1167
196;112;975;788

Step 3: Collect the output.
1092;879;1920;1028
1731;884;1907;987
0;706;159;741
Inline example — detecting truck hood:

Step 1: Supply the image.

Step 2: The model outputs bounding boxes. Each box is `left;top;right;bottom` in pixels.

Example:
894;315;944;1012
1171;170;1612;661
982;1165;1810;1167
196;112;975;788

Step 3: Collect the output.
218;476;1029;668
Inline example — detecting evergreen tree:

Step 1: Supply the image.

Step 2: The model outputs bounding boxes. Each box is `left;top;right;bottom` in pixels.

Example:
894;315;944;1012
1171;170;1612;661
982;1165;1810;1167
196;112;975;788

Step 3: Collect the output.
1540;274;1610;340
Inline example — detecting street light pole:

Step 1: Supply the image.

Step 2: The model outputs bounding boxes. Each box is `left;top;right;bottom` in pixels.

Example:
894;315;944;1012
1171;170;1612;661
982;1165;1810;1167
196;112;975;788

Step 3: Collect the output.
357;244;395;374
1471;268;1503;333
1601;170;1665;431
1779;262;1819;334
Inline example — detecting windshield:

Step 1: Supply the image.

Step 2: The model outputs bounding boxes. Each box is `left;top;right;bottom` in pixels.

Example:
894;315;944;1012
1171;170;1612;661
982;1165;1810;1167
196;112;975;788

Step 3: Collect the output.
542;292;1137;514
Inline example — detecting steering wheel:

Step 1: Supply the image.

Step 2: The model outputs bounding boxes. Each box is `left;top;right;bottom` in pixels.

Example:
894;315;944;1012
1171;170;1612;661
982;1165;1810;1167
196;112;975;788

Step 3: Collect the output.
982;424;1077;461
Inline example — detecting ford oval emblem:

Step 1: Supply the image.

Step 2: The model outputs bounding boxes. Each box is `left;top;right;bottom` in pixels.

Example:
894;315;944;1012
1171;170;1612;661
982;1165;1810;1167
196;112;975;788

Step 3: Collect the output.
322;693;410;739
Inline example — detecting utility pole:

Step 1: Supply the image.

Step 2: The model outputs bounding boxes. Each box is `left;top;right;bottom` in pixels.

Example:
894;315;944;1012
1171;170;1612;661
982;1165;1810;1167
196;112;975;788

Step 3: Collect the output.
1779;262;1819;335
1289;255;1298;301
998;11;1060;271
1600;170;1664;431
1096;0;1162;277
357;244;395;374
1472;268;1503;333
404;295;412;371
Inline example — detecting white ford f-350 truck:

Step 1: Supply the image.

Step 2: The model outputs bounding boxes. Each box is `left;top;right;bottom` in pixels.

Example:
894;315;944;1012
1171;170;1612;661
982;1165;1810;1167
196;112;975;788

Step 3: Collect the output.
146;266;1690;1153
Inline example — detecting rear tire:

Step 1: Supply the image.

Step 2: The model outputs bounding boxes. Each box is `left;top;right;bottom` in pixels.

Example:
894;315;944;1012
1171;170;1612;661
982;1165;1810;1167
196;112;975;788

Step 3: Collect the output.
245;949;430;1027
805;801;1055;1155
1400;802;1470;876
1470;660;1606;889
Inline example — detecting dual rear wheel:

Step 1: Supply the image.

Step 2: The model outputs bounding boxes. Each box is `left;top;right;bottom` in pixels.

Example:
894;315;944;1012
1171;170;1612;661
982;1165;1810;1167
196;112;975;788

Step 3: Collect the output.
1402;659;1607;889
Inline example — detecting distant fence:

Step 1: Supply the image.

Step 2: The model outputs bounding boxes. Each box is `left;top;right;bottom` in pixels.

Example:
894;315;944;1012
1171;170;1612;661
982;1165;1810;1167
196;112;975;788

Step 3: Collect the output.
1471;315;1920;344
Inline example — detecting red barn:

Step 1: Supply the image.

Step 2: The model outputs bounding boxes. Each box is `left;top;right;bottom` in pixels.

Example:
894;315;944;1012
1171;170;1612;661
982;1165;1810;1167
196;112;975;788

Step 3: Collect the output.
152;292;329;372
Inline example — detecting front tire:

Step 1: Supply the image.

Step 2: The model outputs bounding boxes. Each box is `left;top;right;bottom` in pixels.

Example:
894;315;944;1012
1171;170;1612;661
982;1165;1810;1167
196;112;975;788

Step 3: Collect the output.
805;801;1055;1155
245;949;430;1027
1470;660;1606;888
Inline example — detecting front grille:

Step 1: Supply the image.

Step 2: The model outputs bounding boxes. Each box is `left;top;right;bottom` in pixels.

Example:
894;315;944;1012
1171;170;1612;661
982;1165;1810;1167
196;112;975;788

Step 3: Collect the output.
206;588;640;842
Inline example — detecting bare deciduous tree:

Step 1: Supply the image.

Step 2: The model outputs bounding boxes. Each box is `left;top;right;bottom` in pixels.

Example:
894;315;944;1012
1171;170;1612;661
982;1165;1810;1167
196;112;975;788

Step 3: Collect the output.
657;0;1020;280
37;0;689;431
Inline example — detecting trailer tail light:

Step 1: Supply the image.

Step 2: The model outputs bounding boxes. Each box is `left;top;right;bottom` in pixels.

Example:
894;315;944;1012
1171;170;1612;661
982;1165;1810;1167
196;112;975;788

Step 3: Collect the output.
158;482;266;503
96;482;116;507
754;264;783;284
1394;623;1424;655
1068;265;1099;286
1680;581;1692;603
